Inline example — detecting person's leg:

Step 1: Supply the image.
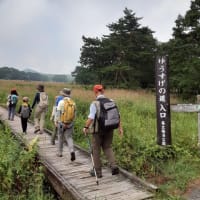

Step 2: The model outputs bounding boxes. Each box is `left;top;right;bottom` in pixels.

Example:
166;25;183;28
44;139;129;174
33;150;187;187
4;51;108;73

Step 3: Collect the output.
57;123;64;157
39;110;46;134
91;133;102;177
10;105;16;120
64;126;75;161
102;130;119;175
23;118;28;133
34;107;41;133
8;106;11;120
51;126;57;145
21;117;26;132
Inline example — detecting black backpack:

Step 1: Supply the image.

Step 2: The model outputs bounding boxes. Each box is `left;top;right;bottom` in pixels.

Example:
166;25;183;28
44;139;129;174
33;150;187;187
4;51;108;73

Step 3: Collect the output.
97;98;120;131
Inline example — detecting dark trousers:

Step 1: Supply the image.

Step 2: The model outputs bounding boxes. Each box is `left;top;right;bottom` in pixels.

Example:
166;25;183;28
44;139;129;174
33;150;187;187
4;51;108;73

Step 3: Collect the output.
92;130;116;174
21;117;28;133
8;104;16;120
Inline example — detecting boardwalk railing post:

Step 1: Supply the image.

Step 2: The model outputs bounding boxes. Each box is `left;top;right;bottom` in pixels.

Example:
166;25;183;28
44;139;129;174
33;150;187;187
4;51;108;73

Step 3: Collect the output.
197;95;200;146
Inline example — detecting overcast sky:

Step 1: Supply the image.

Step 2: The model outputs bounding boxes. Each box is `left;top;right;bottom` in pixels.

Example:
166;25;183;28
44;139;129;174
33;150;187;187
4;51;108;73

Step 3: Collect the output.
0;0;191;75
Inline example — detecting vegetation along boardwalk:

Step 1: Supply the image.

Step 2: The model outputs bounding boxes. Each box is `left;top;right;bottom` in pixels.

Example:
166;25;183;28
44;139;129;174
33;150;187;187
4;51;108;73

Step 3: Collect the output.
0;106;156;200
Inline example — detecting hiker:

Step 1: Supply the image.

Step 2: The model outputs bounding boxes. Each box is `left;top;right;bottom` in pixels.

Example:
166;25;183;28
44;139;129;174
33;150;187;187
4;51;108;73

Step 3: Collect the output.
31;84;48;134
54;88;76;161
18;97;32;134
83;84;123;178
50;94;64;145
7;88;19;121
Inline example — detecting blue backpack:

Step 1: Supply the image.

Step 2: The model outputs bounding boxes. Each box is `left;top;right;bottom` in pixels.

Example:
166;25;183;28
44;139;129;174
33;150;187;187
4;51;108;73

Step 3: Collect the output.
11;94;18;105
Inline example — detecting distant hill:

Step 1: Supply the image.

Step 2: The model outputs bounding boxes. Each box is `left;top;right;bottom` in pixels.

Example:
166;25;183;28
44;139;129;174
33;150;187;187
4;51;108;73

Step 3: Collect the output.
23;68;39;73
0;66;74;83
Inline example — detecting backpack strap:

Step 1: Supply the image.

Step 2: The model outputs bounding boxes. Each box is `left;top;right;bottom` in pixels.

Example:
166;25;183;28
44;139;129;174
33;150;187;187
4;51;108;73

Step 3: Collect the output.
92;100;101;134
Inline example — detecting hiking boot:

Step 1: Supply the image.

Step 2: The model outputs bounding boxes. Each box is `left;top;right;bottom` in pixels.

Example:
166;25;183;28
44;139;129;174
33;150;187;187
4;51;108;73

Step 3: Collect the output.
89;169;102;178
71;152;76;161
56;153;63;157
111;166;119;175
34;129;40;134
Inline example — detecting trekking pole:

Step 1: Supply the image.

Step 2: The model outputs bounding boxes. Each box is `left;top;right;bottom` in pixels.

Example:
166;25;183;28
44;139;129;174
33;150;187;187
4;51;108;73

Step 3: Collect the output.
86;135;99;185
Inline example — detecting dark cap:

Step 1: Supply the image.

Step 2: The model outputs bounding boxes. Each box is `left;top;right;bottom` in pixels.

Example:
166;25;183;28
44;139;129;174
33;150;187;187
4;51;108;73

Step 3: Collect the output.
37;84;44;91
60;88;71;97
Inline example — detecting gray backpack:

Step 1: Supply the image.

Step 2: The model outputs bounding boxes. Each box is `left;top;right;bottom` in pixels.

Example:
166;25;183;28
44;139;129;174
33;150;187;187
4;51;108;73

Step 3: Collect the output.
96;98;120;131
21;105;30;118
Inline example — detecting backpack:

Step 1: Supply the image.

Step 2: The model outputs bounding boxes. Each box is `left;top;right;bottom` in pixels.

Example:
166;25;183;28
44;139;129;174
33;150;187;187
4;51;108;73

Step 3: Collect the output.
96;98;120;131
38;92;48;109
60;99;76;123
21;104;30;118
11;94;18;105
56;95;64;106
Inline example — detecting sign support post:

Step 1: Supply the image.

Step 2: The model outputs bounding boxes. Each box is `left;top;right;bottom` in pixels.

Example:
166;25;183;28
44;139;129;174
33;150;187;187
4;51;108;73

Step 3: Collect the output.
155;55;171;146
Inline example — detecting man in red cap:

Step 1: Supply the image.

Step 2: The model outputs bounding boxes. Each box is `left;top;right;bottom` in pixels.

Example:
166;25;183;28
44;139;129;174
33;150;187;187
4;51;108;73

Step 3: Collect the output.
83;84;123;178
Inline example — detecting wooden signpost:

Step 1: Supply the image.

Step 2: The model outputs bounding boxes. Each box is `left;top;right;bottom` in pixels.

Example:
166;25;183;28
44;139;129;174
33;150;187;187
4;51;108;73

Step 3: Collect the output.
155;55;171;146
155;56;200;146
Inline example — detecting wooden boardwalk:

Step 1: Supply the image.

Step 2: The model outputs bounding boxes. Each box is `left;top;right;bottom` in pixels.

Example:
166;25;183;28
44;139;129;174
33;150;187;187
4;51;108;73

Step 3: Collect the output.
0;106;156;200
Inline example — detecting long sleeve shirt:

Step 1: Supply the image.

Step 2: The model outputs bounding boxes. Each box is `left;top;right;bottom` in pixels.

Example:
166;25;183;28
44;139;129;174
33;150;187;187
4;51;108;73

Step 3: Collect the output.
31;92;40;109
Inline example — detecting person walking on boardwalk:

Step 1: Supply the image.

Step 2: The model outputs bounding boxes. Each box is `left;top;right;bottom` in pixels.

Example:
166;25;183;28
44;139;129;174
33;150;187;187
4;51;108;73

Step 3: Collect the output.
7;88;19;121
83;84;123;178
18;96;32;134
31;84;48;134
50;94;63;145
54;88;76;161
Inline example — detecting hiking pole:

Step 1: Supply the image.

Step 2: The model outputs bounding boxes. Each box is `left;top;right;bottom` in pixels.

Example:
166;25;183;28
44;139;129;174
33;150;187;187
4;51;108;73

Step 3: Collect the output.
86;135;99;185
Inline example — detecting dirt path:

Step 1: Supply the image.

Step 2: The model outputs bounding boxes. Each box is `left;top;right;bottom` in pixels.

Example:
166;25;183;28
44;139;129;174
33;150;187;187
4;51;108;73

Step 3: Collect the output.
183;178;200;200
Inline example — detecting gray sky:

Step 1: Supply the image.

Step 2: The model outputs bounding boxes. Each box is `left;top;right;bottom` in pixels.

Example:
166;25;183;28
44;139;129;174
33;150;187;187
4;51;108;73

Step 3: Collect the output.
0;0;191;75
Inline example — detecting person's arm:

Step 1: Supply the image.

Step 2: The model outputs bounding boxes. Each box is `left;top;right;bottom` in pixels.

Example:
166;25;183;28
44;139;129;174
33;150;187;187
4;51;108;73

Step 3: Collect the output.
31;92;39;109
54;101;63;126
83;102;96;135
28;104;32;117
18;105;22;114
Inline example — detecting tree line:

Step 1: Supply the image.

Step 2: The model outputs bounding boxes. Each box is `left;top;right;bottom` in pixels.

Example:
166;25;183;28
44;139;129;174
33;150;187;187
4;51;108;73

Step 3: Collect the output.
72;1;200;98
0;67;73;83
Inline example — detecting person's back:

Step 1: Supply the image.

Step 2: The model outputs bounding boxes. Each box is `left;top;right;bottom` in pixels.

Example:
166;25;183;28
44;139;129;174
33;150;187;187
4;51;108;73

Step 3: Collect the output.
18;97;31;134
32;84;48;134
50;95;64;145
55;88;76;161
83;84;123;178
7;88;19;121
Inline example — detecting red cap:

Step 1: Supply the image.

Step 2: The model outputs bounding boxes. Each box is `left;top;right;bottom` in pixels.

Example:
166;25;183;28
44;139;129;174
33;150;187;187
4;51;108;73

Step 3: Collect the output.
93;84;103;92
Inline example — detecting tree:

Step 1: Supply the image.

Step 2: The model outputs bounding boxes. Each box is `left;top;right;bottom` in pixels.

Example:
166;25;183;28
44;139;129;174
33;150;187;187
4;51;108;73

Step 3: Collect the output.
74;8;157;88
164;0;200;97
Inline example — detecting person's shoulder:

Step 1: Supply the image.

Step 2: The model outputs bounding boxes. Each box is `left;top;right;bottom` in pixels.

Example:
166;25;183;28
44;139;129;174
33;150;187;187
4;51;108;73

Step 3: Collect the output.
58;99;64;105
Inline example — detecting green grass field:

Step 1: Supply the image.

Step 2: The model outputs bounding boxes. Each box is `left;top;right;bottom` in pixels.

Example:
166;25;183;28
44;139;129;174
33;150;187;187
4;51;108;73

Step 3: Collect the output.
0;80;200;199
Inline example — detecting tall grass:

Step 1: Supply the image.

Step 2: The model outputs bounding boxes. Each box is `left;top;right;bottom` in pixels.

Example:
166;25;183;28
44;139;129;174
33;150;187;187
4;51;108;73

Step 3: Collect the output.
0;80;200;199
0;123;55;200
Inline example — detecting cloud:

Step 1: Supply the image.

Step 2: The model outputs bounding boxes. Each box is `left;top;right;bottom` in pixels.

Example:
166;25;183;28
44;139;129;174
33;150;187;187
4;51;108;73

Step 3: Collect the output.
0;0;191;75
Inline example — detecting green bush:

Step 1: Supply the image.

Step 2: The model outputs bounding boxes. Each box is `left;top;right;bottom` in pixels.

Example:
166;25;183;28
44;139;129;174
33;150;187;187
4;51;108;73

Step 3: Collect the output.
0;123;55;200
